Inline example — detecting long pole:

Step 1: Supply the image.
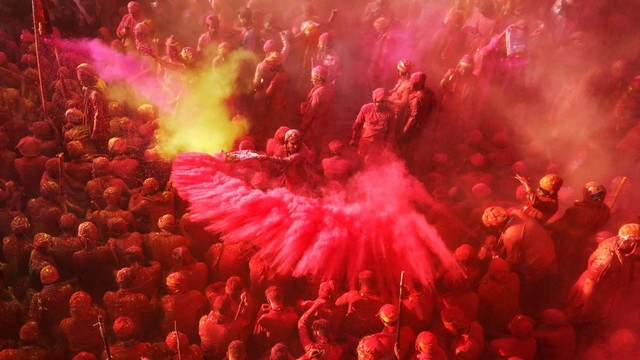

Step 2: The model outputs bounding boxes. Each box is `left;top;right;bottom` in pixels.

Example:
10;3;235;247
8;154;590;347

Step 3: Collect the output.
31;0;49;117
395;271;405;355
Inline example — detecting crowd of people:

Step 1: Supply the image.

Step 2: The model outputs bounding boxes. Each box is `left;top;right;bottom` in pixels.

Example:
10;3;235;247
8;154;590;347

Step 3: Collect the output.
1;0;640;359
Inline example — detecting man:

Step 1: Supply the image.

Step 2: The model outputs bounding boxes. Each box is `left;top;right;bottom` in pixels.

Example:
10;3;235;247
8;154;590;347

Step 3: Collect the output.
314;32;340;84
76;63;109;153
116;1;145;51
105;317;152;359
481;206;557;284
489;314;537;360
370;304;416;359
388;59;413;131
26;181;63;236
547;181;610;264
415;331;447;360
565;223;640;323
350;88;395;163
3;215;33;278
397;72;436;164
263;129;315;193
161;272;208;343
439;55;480;144
253;51;289;137
58;291;105;356
300;66;334;150
440;306;484;360
144;214;190;270
237;7;259;53
28;266;73;339
129;178;174;233
107;217;143;269
87;186;136;242
253;286;298;355
515;173;563;224
103;268;154;339
321;140;358;184
197;14;222;60
335;270;384;347
72;222;116;300
298;299;343;359
199;296;249;359
14;136;48;200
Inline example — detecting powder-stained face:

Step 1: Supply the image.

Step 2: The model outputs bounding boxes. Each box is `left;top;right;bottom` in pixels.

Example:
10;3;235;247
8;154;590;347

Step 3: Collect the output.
286;137;301;154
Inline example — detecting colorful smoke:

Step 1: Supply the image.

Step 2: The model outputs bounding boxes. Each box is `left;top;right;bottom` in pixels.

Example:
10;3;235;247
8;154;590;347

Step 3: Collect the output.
60;39;252;158
171;151;460;299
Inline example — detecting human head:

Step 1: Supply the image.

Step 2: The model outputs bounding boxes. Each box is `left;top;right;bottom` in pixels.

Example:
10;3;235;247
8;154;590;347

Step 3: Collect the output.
116;268;134;289
456;55;474;75
318;32;333;50
415;331;440;355
125;246;144;265
40;181;60;200
78;222;99;244
318;280;336;299
19;322;39;343
227;340;247;360
270;343;291;360
373;17;390;34
108;216;128;237
237;7;252;26
481;206;508;228
311;65;327;85
538;173;563;196
372;88;387;111
358;270;376;290
218;42;232;56
172;246;194;266
59;213;79;234
265;285;284;308
225;276;243;297
166;272;187;294
165;35;181;59
508;314;535;340
92;157;110;177
311;319;329;340
16;136;41;157
142;177;160;195
206;13;220;34
76;63;98;87
158;214;176;231
65;108;84;124
410;71;426;91
582;182;606;203
103;186;122;206
618;223;640;254
113;316;135;340
166;330;189;353
397;59;413;77
284;129;303;154
377;304;398;327
127;1;141;16
11;214;30;234
441;306;469;334
357;335;387;360
40;265;59;285
70;291;92;317
328;140;344;156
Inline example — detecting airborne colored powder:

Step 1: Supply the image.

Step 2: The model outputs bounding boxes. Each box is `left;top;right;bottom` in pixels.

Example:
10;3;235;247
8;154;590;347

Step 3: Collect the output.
171;151;461;299
61;39;252;157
